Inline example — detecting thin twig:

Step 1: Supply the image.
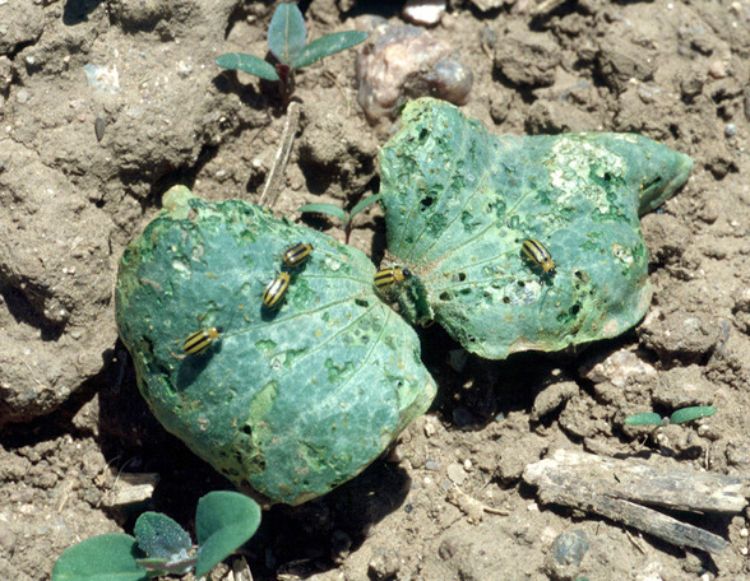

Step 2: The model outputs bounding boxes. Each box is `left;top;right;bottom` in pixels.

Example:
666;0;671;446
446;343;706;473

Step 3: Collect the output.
259;101;301;209
625;530;647;555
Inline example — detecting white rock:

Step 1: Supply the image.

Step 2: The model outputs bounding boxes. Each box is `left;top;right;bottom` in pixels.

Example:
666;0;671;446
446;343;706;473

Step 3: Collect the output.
579;347;656;388
446;463;466;485
402;0;446;26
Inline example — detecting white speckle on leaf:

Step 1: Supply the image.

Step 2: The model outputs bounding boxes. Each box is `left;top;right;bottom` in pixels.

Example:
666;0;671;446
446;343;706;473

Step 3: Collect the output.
611;244;633;266
549;138;625;214
171;260;189;272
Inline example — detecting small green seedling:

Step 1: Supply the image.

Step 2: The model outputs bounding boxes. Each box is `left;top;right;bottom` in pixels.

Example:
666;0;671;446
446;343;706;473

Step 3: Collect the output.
51;491;261;580
624;405;716;427
299;194;382;243
216;3;367;105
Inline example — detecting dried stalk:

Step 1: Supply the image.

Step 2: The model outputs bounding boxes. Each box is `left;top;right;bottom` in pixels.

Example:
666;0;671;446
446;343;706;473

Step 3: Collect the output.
523;449;749;554
259;101;301;209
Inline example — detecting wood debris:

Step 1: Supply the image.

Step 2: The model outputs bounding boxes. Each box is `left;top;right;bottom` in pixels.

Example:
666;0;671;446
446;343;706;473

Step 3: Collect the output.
523;449;750;554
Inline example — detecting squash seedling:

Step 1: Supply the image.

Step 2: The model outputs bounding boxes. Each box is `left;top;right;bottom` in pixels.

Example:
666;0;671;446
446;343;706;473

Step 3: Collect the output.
51;491;261;581
624;405;717;427
216;3;367;106
299;194;382;243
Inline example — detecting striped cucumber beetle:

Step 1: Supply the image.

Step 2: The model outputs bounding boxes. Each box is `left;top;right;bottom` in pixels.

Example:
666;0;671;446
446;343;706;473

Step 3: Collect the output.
263;271;291;309
374;266;412;289
521;239;555;274
182;326;222;356
282;242;313;268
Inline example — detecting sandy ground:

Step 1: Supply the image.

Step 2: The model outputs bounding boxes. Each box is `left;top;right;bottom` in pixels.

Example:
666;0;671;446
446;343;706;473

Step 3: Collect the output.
2;0;750;579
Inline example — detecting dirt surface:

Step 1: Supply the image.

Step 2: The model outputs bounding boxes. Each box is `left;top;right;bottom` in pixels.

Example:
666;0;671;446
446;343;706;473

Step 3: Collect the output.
2;0;750;579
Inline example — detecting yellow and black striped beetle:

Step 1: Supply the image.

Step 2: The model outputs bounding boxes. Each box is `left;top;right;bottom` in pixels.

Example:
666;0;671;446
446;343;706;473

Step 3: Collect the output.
263;271;291;309
182;326;222;356
521;238;555;274
374;266;412;289
282;242;313;268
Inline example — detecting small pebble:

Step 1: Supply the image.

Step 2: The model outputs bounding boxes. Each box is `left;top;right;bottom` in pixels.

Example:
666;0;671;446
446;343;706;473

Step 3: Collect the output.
0;527;16;554
423;419;436;437
95;117;106;142
480;25;497;51
16;88;30;104
551;529;589;567
387;445;404;463
402;0;445;26
446;463;466;485
708;60;728;79
356;24;472;125
725;123;737;138
425;459;440;471
637;83;661;104
739;527;748;538
463;458;473;471
176;60;193;78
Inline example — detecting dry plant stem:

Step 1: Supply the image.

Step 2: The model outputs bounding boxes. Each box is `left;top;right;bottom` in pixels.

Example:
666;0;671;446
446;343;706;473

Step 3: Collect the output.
105;472;160;507
259;101;301;209
525;449;749;513
523;449;746;554
229;556;254;581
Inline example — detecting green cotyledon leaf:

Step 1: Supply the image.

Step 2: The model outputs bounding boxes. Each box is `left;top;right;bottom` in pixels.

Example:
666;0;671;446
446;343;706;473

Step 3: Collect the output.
378;98;693;359
115;189;436;505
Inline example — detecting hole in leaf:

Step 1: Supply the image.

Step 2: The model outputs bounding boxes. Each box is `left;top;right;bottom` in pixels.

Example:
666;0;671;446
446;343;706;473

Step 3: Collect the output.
420;196;435;210
439;292;451;301
458;272;467;281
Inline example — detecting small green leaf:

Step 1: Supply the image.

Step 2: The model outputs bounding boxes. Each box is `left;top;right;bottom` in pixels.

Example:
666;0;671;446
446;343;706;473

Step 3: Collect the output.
624;412;664;426
298;202;348;222
669;405;716;425
134;512;192;562
194;491;261;578
268;3;306;65
349;194;382;220
292;30;368;70
52;533;147;581
216;53;280;81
